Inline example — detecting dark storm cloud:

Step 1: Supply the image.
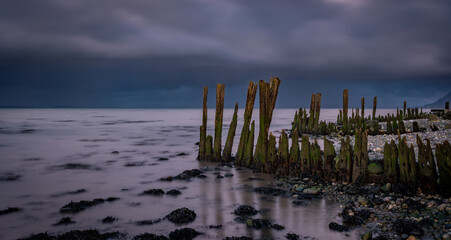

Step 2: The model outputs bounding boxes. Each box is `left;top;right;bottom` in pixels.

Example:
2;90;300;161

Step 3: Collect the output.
0;0;450;108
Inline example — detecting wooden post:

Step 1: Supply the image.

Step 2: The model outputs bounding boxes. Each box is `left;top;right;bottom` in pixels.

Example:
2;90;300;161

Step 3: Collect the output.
361;98;365;120
417;135;439;195
446;101;450;111
402;101;407;119
311;139;322;178
266;133;277;173
383;140;398;183
236;82;257;165
255;77;281;166
324;137;337;182
213;84;225;161
343;89;349;134
289;128;300;177
277;130;289;176
337;136;353;183
387;117;393;135
205;135;213;160
300;135;310;174
352;129;368;183
199;87;208;160
398;137;409;184
372;96;377;120
223;103;238;162
436;140;451;197
314;93;322;134
308;94;316;133
407;144;418;186
243;121;255;167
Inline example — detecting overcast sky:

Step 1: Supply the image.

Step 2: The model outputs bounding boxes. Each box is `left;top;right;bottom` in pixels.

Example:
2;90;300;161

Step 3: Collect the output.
0;0;450;108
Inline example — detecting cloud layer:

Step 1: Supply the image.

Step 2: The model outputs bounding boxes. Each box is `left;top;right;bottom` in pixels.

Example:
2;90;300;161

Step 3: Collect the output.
0;0;450;107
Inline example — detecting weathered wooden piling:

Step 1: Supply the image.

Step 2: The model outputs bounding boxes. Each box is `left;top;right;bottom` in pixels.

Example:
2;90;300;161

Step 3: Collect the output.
343;89;349;134
446;101;450;111
300;135;310;174
289;129;300;176
324;137;337;182
254;77;281;166
337;136;353;183
222;103;238;162
236;82;257;165
417;135;439;195
387;118;393;135
311;139;322;177
436;140;451;197
403;101;407;119
308;94;316;133
205;135;213;160
199;86;208;160
213;84;225;161
243;121;255;167
314;93;322;134
372;96;377;120
412;121;420;132
266;133;277;173
352;129;369;183
383;140;398;183
277;130;289;176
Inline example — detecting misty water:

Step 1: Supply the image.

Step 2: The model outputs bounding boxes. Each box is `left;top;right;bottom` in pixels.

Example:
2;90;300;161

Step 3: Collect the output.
0;108;398;240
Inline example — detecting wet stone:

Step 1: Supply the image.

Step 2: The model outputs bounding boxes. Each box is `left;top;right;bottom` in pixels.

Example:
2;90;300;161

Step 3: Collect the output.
51;163;102;171
102;216;117;224
208;224;223;229
157;157;169;161
254;187;287;196
166;207;197;224
18;229;126;240
233;205;258;216
341;205;372;226
0;207;21;215
176;152;188;156
174;169;204;180
169;228;201;240
132;233;168;240
166;189;182;196
285;232;300;240
141;189;165;196
223;237;253;240
224;173;234;177
292;200;308;206
60;197;118;213
0;173;21;181
111;151;119;154
394;219;423;236
53;217;75;226
328;222;350;232
136;218;162;226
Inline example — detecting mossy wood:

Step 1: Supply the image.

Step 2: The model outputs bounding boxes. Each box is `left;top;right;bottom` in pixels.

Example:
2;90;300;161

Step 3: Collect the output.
436;140;451;197
223;102;238;161
236;82;257;165
213;84;225;161
199;86;208;160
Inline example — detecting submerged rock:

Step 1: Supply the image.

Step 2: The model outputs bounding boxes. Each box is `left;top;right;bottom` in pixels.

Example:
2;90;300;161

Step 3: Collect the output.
233;205;258;216
132;233;168;240
0;173;21;181
60;197;119;213
0;207;21;215
254;187;287;196
285;232;300;240
141;189;165;196
328;222;349;232
166;207;196;224
166;189;182;196
168;228;201;240
53;217;76;226
136;218;162;225
102;216;117;224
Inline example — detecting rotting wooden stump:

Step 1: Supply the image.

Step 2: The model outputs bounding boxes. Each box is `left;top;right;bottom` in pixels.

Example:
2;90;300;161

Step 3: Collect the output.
417;135;439;195
311;139;322;178
205;135;213;160
314;93;322;135
213;84;225;161
323;137;337;182
436;140;451;197
352;129;369;183
307;94;316;134
236;82;257;166
254;77;281;169
342;89;349;134
198;86;208;160
337;136;353;183
289;128;300;177
398;135;418;186
243;120;255;167
372;96;377;120
383;140;398;183
223;102;238;162
300;134;310;175
266;133;277;173
276;130;289;176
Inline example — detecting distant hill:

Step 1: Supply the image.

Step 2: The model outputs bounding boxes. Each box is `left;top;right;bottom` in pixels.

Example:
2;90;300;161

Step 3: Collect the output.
422;91;451;108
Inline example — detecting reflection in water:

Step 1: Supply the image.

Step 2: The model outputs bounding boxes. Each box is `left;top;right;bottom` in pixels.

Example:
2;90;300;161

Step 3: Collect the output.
0;109;368;239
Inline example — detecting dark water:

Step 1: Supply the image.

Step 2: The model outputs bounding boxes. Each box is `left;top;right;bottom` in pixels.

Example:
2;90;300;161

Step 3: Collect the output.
0;109;395;239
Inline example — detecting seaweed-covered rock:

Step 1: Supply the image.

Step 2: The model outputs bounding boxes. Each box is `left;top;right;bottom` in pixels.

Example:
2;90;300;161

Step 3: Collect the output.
136;218;162;225
393;219;423;236
254;187;287;196
102;216;117;224
168;228;201;240
132;233;168;240
166;189;182;196
328;222;349;232
233;205;258;216
174;169;203;180
341;206;372;226
285;233;299;240
141;189;165;196
166;208;197;224
60;199;105;213
17;233;57;240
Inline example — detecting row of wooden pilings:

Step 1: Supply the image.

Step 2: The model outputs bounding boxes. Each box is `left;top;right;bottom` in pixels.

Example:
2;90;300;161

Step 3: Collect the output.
198;78;451;197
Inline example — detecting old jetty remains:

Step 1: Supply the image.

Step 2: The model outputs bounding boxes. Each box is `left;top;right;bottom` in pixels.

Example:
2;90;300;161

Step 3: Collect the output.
198;78;451;197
